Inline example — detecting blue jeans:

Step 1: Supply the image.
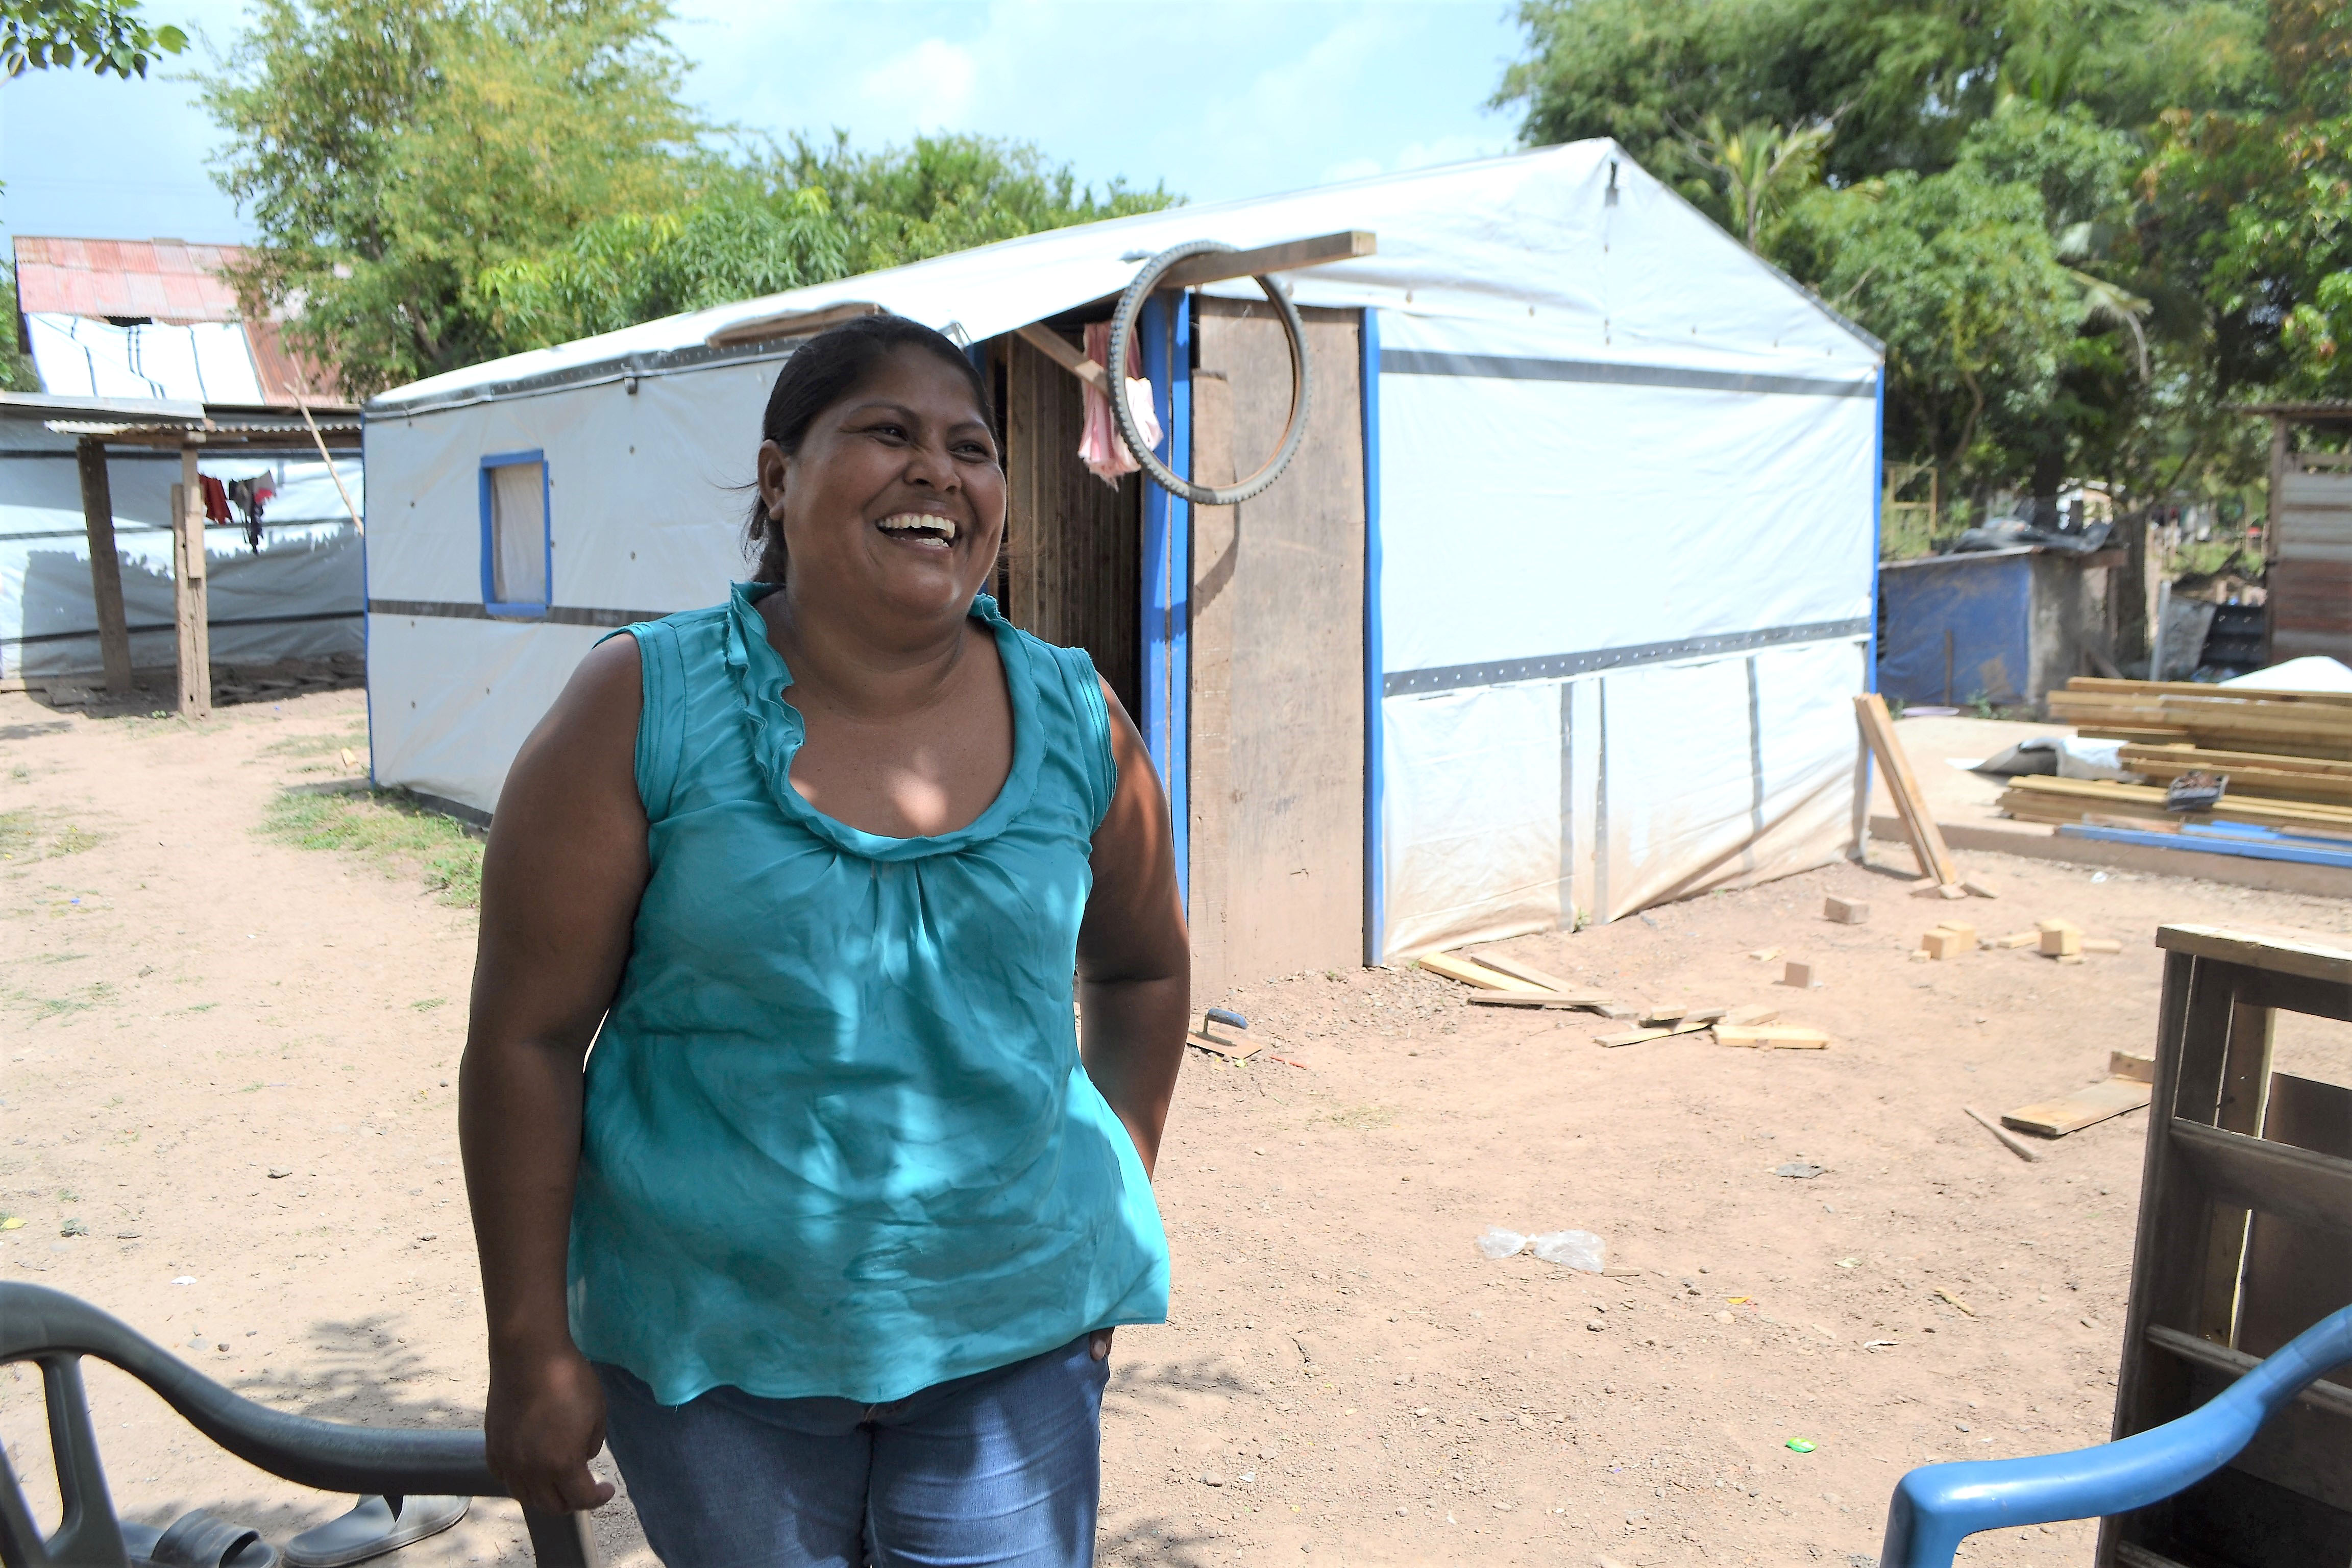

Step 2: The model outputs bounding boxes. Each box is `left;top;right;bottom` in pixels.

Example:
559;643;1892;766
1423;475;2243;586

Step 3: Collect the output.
595;1336;1109;1568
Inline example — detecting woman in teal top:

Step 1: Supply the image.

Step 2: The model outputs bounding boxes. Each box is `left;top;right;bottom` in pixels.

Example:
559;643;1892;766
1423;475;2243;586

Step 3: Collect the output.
459;314;1189;1567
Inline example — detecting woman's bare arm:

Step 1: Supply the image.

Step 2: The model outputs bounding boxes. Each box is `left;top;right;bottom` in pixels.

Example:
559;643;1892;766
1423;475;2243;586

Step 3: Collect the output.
459;635;648;1514
1074;680;1190;1181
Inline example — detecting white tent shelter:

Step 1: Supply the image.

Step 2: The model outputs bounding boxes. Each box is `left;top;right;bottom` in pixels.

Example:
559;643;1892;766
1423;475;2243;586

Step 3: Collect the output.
364;140;1881;967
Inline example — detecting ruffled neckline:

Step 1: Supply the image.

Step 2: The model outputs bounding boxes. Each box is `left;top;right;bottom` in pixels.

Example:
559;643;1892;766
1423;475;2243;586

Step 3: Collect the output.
722;580;1042;861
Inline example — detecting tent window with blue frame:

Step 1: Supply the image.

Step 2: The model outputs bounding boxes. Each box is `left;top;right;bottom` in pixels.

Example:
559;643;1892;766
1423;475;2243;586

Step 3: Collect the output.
485;456;548;609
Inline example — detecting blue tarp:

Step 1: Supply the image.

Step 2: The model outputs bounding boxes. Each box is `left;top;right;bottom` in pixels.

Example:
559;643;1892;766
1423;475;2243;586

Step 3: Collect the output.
1878;548;2031;707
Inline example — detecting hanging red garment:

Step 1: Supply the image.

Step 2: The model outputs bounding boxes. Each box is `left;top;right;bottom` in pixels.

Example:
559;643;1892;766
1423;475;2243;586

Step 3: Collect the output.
200;474;231;524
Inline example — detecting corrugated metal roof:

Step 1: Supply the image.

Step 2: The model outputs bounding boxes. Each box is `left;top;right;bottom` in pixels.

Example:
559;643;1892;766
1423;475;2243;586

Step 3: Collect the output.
12;236;249;322
12;237;346;404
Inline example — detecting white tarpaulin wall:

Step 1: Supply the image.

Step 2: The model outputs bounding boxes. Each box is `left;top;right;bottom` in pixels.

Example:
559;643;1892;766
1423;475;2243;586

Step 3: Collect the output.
364;361;773;811
1370;311;1876;958
0;424;364;679
361;138;1882;944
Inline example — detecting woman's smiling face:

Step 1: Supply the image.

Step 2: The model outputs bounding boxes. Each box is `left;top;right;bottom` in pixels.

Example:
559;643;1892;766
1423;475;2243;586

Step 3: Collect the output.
757;345;1006;627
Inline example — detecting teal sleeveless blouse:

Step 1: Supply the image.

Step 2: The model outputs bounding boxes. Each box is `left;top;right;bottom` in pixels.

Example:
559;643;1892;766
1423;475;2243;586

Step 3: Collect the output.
567;580;1170;1406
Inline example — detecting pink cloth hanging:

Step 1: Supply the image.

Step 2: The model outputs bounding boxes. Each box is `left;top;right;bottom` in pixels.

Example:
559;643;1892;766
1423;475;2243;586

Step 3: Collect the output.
1076;321;1163;486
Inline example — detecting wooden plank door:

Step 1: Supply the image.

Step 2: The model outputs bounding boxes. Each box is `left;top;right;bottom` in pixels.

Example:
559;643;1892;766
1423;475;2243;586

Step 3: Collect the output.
1189;299;1364;1000
1000;332;1142;718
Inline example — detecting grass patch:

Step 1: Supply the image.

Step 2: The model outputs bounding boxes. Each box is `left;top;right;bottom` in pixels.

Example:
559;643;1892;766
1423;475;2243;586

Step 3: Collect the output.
0;812;104;860
262;727;369;760
32;982;115;1019
49;823;101;855
1319;1102;1398;1130
410;997;448;1011
260;785;484;907
1;811;36;860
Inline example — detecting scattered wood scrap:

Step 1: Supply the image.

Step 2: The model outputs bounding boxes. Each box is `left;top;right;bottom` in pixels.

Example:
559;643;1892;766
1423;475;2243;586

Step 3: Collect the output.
1418;953;1548;993
1420;950;1618;1014
1467;992;1610;1010
1468;952;1582;992
1965;1105;2042;1163
1823;896;1870;924
2001;1053;2154;1138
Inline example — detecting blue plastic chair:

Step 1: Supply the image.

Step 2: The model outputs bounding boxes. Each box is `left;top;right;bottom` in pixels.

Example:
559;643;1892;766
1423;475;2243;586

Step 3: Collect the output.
1878;1303;2352;1567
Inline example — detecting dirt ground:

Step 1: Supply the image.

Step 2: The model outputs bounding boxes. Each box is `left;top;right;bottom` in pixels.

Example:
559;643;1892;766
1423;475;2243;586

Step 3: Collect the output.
3;688;2348;1568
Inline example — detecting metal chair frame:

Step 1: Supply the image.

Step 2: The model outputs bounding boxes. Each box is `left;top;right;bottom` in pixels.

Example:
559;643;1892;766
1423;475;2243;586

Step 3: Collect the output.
0;1282;594;1567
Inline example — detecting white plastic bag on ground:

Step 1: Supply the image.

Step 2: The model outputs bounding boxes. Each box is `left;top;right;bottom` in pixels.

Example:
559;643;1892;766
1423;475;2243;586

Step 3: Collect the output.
1476;1227;1527;1260
1530;1230;1607;1271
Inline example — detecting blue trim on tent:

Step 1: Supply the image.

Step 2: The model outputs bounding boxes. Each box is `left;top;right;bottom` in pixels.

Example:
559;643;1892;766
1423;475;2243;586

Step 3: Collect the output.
361;418;377;789
1869;367;1884;694
1138;294;1191;910
478;448;552;620
1361;306;1386;967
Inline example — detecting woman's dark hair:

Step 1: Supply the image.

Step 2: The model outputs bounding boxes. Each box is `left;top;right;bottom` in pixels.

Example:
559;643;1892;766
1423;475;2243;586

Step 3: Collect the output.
744;313;994;584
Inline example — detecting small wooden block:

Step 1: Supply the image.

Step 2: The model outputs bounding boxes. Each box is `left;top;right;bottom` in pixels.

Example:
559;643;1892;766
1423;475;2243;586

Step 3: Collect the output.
2000;1076;2152;1137
2109;1050;2155;1084
1747;947;1784;963
1594;1003;1640;1019
1910;948;1931;961
1932;921;1977;947
1823;897;1871;924
2037;919;2082;957
1596;1026;1673;1048
1716;1024;1831;1049
1922;929;1966;960
1721;1004;1780;1025
2081;938;2123;954
1937;883;1970;900
1962;878;2001;899
2054;953;2086;966
1681;1006;1732;1025
1186;1030;1261;1060
1640;1004;1692;1025
1780;961;1817;988
1991;932;2038;949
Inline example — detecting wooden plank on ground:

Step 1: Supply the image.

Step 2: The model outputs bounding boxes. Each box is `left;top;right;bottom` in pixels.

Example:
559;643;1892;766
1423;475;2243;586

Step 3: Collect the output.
1418;952;1549;993
1186;1030;1261;1060
1469;952;1582;993
1855;692;1959;887
2001;1076;2152;1137
1466;992;1612;1010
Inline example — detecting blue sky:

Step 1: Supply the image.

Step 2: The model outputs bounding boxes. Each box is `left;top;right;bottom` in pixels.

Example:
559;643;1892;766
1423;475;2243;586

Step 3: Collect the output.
0;0;1531;253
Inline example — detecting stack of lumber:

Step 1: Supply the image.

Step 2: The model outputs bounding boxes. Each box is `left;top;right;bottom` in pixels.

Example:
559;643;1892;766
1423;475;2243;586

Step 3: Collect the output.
2046;677;2352;760
2002;678;2352;845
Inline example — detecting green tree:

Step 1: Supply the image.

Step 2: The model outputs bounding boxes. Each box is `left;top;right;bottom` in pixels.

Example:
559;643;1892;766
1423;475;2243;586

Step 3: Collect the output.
774;132;1179;275
204;0;703;395
478;184;851;350
2150;0;2352;399
2;0;183;78
1498;0;2274;523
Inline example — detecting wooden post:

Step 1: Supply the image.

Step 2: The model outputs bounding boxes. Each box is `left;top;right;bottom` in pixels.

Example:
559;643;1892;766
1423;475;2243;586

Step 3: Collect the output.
74;437;134;694
171;443;210;719
1853;692;1959;889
